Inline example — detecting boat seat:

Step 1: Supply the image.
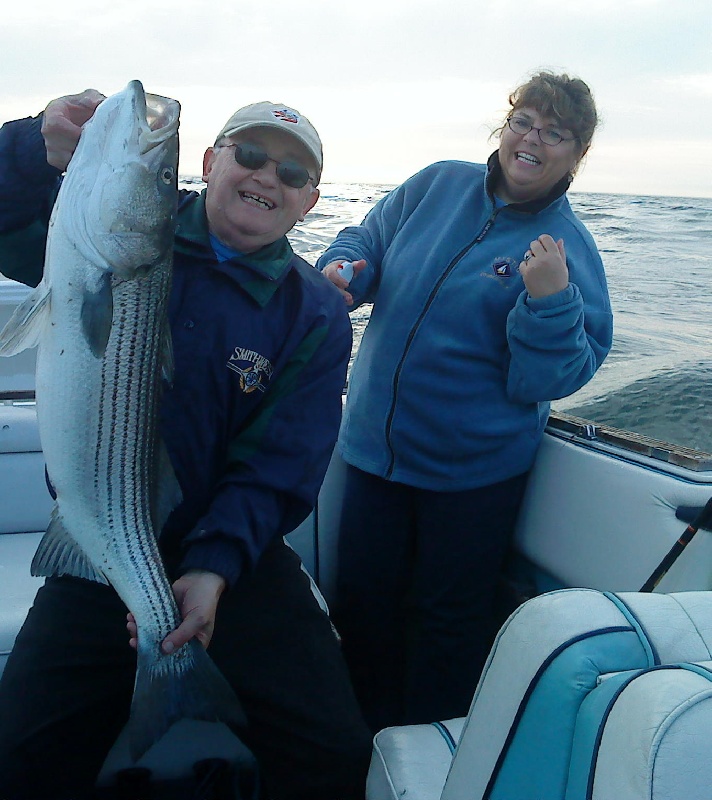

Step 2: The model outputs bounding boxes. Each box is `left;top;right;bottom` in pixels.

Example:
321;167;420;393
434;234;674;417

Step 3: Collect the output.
0;403;52;677
0;403;53;536
567;660;712;800
366;588;712;800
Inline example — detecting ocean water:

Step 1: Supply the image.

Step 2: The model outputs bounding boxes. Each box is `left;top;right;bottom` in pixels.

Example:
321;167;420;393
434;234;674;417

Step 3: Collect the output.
191;180;712;454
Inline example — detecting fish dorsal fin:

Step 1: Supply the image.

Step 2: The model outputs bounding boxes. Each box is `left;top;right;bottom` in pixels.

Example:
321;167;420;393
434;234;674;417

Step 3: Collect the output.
80;272;114;359
152;440;183;535
31;506;109;585
0;282;51;357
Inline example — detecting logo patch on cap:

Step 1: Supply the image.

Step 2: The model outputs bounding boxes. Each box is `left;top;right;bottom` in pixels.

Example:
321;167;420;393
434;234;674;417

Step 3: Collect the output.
272;108;299;124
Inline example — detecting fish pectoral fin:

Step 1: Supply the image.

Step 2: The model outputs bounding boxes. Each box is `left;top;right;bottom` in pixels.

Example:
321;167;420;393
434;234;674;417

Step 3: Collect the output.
80;272;114;359
152;440;183;534
31;506;109;585
0;282;51;357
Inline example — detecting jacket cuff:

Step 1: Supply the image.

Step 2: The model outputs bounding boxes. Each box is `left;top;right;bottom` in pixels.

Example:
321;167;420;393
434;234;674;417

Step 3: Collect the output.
16;114;62;185
177;537;247;589
525;283;578;311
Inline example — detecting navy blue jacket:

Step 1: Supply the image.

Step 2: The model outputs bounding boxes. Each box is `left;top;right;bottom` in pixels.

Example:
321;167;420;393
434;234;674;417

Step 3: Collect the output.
0;114;352;587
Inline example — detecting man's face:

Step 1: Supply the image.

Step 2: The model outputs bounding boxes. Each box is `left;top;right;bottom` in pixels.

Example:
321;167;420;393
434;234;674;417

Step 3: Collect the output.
202;127;320;253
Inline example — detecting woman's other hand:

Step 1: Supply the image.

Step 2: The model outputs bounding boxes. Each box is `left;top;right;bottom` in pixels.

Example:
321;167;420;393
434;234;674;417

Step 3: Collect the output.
322;259;368;306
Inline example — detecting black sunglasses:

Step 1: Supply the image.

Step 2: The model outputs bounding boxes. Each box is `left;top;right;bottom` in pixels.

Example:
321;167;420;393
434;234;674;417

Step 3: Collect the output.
222;142;315;189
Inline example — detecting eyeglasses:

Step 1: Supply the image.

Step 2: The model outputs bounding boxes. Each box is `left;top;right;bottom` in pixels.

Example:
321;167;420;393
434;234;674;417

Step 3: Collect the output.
220;142;315;188
506;116;577;147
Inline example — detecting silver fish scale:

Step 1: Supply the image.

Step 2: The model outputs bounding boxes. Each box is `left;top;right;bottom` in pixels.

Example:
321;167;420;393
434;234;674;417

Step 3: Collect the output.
94;263;180;647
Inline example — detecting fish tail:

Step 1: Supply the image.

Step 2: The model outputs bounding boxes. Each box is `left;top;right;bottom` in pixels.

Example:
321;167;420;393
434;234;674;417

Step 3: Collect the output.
127;639;247;762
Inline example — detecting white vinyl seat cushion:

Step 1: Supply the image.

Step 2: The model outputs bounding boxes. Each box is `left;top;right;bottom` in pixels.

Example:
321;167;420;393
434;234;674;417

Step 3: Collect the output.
569;661;712;800
367;719;464;800
365;589;712;800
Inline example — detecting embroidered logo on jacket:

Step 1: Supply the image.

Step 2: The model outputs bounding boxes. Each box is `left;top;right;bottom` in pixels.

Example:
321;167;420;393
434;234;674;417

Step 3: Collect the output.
227;347;274;393
491;257;519;278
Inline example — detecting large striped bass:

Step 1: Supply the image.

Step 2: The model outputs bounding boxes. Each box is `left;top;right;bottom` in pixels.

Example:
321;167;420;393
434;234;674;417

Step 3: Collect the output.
0;80;244;760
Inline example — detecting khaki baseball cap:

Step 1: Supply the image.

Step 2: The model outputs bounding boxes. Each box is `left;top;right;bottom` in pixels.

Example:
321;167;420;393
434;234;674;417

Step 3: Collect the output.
214;101;323;184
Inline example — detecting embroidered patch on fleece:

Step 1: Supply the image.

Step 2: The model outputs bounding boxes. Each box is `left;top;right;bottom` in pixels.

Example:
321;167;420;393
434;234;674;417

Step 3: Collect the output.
227;347;274;393
491;257;520;278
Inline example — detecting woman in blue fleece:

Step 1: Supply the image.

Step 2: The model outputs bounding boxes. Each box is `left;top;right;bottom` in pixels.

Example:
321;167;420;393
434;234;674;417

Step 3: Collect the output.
317;71;613;732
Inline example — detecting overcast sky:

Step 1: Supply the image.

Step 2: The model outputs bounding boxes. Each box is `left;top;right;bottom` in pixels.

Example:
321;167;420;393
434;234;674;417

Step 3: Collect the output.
2;0;710;198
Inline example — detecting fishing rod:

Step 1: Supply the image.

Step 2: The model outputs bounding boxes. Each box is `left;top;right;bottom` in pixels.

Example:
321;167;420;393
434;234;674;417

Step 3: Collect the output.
640;496;712;592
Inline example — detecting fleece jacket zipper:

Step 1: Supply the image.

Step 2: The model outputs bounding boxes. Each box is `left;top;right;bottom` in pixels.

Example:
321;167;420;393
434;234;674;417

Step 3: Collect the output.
383;207;500;479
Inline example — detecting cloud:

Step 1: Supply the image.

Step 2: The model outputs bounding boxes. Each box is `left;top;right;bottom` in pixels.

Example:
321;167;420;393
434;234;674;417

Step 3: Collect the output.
1;0;710;197
658;74;712;96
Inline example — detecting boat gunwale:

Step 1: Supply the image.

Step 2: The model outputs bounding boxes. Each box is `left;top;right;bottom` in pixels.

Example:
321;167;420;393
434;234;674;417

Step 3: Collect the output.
2;394;711;474
548;410;712;475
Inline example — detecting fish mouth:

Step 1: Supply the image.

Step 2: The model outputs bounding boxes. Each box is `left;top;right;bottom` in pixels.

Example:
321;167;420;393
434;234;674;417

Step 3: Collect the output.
239;191;276;211
74;81;179;278
145;93;181;137
124;80;180;156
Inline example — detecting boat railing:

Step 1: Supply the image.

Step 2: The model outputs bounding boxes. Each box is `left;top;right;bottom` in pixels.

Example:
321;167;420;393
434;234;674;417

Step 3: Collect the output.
547;410;712;474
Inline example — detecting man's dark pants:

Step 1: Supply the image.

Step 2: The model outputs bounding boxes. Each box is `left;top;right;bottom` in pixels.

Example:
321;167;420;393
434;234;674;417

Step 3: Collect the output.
0;538;372;800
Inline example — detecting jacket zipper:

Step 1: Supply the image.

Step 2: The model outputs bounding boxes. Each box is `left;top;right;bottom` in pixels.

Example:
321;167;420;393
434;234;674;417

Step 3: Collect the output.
383;208;500;479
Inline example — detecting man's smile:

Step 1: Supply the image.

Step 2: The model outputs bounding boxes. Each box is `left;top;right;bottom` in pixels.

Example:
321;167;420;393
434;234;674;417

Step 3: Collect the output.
240;191;276;210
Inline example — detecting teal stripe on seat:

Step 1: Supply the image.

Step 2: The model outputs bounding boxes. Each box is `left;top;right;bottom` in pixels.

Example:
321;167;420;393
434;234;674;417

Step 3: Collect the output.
431;721;457;755
678;661;712;680
488;628;650;800
565;668;642;800
603;592;659;666
566;663;712;800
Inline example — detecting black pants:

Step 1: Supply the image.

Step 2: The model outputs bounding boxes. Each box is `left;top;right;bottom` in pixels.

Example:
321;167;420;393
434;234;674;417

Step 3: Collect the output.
334;465;529;734
0;538;372;800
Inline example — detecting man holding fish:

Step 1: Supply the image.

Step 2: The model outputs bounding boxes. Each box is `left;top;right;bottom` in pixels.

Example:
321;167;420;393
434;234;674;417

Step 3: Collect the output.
0;84;371;799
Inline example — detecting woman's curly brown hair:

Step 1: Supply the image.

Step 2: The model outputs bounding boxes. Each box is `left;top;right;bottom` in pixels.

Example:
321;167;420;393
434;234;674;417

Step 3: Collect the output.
507;71;599;151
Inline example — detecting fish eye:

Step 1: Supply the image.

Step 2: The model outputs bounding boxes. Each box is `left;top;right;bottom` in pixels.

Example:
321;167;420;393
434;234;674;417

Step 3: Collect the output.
160;167;175;185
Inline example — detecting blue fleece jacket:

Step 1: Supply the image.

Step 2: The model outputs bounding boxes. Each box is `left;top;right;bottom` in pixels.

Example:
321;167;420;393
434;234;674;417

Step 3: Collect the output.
0;114;352;587
317;157;613;491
